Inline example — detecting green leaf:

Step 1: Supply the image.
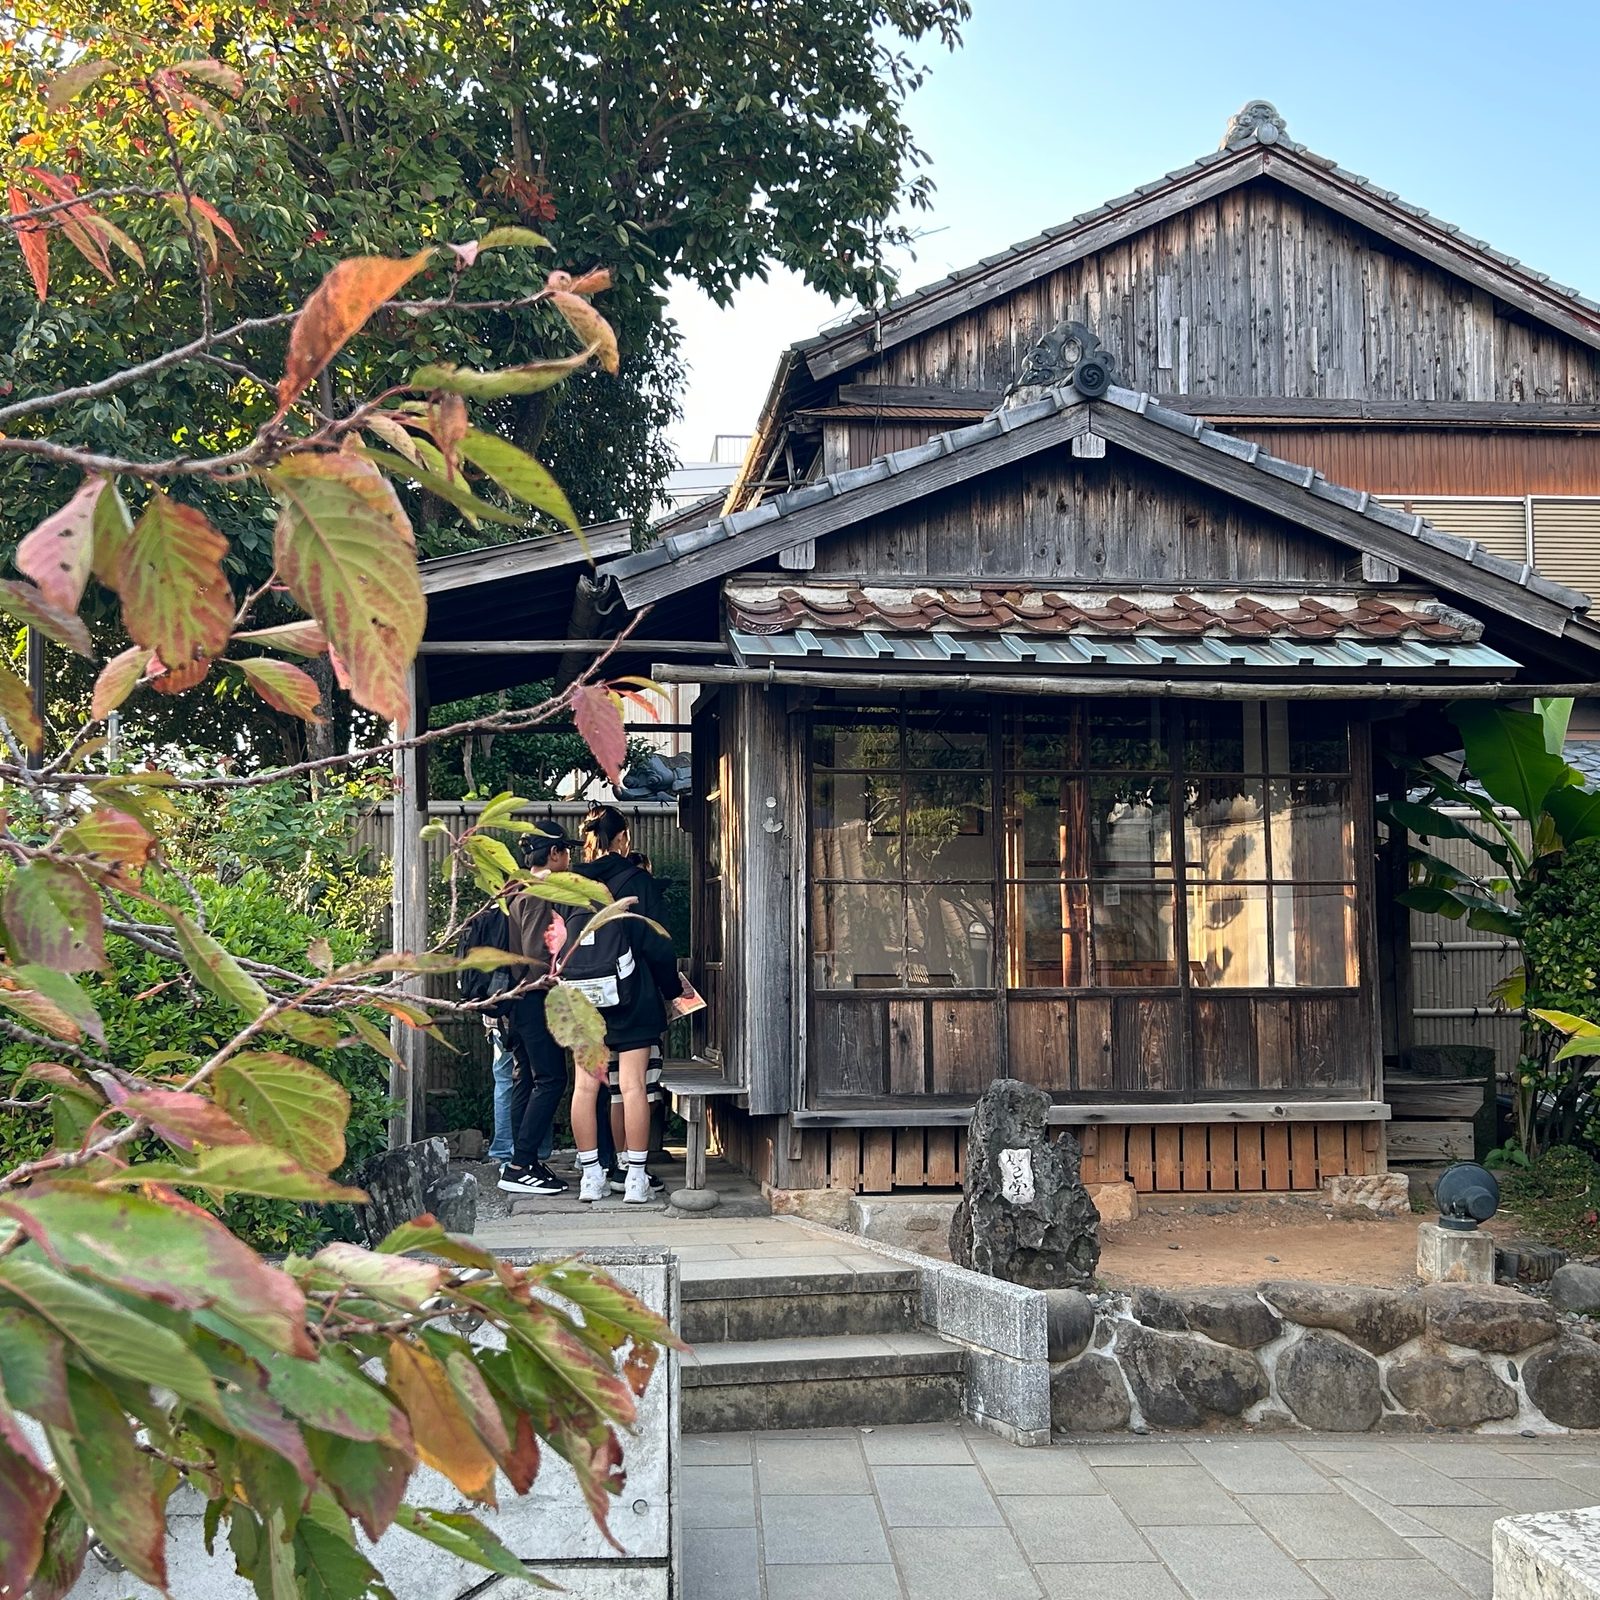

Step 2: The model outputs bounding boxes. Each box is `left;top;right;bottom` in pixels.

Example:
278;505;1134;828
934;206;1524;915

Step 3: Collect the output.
459;429;579;532
375;1216;497;1270
0;578;93;657
520;871;612;909
0;1399;59;1600
344;1008;403;1067
94;489;234;681
1546;783;1600;847
476;226;551;251
0;1305;71;1426
265;1349;411;1448
305;1433;412;1542
266;451;425;726
1536;696;1574;755
411;351;590;397
0;963;103;1042
1383;796;1483;844
393;1505;547;1583
0;1256;219;1411
302;1241;444;1311
1396;886;1471;919
546;983;609;1076
294;1505;385;1600
3;1182;311;1357
109;1144;365;1202
1451;702;1569;822
3;860;105;973
170;910;270;1019
214;1051;350;1174
358;444;526;529
28;1493;87;1600
46;1368;166;1588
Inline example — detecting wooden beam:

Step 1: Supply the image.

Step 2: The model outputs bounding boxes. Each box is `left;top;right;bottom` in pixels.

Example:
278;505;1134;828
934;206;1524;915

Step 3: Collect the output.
388;660;429;1149
1160;395;1600;428
790;1101;1392;1128
838;383;1004;411
417;639;729;656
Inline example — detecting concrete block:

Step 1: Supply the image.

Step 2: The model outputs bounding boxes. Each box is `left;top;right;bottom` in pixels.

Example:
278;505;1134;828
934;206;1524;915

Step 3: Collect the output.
769;1187;854;1228
1417;1220;1496;1284
851;1194;958;1252
1324;1172;1410;1217
1494;1507;1600;1600
1088;1180;1138;1223
935;1264;1048;1361
964;1348;1052;1444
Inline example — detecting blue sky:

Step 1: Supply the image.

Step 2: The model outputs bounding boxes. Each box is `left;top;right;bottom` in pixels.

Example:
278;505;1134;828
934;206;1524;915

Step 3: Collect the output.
666;0;1600;458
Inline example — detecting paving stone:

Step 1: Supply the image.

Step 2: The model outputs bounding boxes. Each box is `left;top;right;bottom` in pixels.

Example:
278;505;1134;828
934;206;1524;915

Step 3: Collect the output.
969;1441;1100;1496
1408;1535;1493;1599
1093;1465;1252;1528
1036;1562;1186;1598
871;1464;1003;1527
1239;1492;1415;1559
888;1527;1042;1600
754;1436;870;1494
1390;1442;1554;1480
1079;1441;1195;1467
1144;1525;1325;1600
681;1526;761;1600
1184;1440;1337;1495
760;1495;892;1564
1457;1476;1596;1512
859;1424;973;1465
764;1564;903;1600
681;1465;756;1528
1000;1493;1153;1562
1312;1450;1495;1507
1302;1557;1481;1598
684;1434;753;1465
1403;1502;1516;1556
1334;1478;1437;1538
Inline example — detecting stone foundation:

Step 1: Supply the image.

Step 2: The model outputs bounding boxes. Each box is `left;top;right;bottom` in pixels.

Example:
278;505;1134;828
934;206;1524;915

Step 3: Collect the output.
1051;1281;1600;1437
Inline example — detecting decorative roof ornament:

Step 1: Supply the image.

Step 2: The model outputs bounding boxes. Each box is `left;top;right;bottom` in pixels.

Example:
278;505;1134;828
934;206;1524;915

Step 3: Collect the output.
1004;320;1117;403
1222;100;1287;149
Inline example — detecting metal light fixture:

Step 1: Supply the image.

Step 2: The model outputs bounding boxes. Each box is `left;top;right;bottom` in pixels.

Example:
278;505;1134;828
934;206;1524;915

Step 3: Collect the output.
1435;1161;1500;1231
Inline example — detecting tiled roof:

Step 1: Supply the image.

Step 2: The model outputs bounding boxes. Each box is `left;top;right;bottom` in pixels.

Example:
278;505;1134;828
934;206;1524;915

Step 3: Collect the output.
724;584;1484;643
601;382;1593;617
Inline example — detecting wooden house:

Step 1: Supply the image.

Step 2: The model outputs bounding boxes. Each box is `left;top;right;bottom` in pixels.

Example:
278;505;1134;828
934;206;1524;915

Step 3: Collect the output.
395;104;1600;1196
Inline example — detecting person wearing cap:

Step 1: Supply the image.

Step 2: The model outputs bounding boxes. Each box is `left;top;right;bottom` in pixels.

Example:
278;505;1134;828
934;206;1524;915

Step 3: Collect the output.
497;827;578;1196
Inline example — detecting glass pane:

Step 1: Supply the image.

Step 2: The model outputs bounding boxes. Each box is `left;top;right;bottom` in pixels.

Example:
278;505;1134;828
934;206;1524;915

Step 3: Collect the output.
1273;884;1358;986
1287;705;1349;773
1007;708;1080;771
810;771;900;878
809;882;904;991
1185;702;1263;774
1007;881;1091;988
1087;701;1166;769
1089;776;1172;871
1186;882;1271;987
904;712;988;770
906;884;995;988
812;718;898;770
1269;778;1354;881
1183;779;1268;881
1009;774;1070;878
1091;879;1177;987
904;773;991;880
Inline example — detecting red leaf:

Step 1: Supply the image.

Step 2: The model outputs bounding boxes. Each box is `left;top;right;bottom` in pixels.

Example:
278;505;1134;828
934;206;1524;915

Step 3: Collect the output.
234;619;328;657
21;169;111;283
277;252;433;417
8;187;48;300
16;477;104;614
572;684;627;783
63;806;156;869
99;1082;253;1152
0;578;94;658
0;1401;59;1600
430;392;468;481
236;657;326;724
90;647;152;720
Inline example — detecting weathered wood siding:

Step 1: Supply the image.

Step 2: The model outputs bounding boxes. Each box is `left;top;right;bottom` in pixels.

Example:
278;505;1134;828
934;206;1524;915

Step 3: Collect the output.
853;180;1600;406
813;447;1353;584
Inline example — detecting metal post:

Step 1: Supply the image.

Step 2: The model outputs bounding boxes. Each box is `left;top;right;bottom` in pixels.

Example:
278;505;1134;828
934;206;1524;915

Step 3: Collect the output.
388;662;429;1149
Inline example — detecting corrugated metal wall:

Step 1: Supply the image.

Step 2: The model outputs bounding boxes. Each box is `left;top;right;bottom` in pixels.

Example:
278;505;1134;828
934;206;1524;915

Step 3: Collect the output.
1375;497;1528;563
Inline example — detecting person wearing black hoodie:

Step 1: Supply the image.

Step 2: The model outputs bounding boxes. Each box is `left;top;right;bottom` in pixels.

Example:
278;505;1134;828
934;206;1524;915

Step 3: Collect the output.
571;807;678;1204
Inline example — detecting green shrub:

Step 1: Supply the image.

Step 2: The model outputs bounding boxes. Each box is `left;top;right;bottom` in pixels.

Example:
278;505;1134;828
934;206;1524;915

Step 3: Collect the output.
1525;837;1600;1023
0;869;393;1253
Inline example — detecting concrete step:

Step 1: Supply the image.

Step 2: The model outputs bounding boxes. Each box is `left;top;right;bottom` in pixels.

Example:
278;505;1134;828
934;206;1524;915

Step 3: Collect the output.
680;1332;966;1432
681;1266;923;1343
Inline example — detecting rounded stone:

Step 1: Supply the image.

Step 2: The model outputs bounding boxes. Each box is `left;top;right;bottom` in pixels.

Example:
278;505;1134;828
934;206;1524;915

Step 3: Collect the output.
1115;1322;1268;1429
1260;1281;1423;1355
1421;1284;1561;1353
1549;1263;1600;1316
1050;1354;1132;1434
1044;1289;1096;1362
1523;1337;1600;1429
1276;1330;1383;1432
669;1188;721;1212
1132;1287;1282;1350
1385;1345;1519;1428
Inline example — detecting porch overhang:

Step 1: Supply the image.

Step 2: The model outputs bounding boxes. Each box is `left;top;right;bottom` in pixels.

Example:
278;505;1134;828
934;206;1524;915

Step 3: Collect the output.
791;1100;1392;1128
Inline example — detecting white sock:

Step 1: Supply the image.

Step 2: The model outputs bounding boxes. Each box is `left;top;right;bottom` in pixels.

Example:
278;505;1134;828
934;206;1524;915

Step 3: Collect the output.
578;1149;600;1167
626;1149;648;1167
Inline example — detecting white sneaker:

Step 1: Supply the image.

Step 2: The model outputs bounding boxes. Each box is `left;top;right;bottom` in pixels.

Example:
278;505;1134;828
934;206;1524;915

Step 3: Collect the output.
623;1164;652;1204
578;1162;608;1203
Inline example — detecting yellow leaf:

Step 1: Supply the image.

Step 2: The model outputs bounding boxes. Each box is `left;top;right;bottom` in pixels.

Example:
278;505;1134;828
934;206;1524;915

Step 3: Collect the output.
385;1341;498;1504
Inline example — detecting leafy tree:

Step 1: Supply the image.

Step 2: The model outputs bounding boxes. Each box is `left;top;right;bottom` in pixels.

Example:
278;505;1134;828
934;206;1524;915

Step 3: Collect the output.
0;43;684;1597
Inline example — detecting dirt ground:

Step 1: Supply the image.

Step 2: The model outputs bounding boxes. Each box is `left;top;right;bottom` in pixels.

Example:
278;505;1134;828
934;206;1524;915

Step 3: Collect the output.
1095;1194;1527;1289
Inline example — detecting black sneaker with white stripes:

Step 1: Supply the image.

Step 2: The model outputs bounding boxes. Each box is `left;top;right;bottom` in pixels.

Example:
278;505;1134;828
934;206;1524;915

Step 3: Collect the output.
498;1164;567;1196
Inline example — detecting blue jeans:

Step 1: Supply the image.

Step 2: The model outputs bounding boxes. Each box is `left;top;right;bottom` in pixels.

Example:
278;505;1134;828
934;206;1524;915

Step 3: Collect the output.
488;1035;516;1163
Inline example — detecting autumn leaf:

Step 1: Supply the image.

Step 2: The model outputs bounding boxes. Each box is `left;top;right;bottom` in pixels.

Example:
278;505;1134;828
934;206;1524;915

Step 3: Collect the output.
236;657;326;724
546;984;609;1078
213;1052;350;1174
386;1341;498;1504
0;654;41;752
16;477;105;613
3;861;106;973
62;806;155;869
170;58;243;97
234;619;328;658
572;683;627;782
430;392;469;480
44;58;114;112
90;646;152;721
476;226;550;251
0;579;93;658
277;252;433;417
95;492;233;681
266;451;424;725
8;187;49;300
550;290;619;374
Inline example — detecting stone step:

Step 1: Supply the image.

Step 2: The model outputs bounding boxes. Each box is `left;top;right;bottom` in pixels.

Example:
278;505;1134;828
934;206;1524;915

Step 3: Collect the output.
680;1266;923;1343
680;1332;966;1432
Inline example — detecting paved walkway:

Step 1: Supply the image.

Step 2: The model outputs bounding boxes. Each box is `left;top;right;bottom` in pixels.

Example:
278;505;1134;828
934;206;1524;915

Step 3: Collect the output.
682;1425;1600;1600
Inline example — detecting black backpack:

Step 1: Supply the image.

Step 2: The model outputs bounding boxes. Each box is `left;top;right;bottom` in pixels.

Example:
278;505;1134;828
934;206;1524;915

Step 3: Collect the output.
558;867;646;1017
456;902;515;1018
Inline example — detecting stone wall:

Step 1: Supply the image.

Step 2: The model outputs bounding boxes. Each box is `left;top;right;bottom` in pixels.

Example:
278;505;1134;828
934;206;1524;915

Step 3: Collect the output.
1052;1282;1600;1436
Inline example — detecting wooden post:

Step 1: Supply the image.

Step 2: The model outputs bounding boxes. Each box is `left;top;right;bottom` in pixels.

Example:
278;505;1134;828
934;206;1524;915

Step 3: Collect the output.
388;661;430;1149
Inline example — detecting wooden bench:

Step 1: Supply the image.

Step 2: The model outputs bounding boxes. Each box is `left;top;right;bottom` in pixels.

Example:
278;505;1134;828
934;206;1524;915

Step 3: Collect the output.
659;1060;742;1210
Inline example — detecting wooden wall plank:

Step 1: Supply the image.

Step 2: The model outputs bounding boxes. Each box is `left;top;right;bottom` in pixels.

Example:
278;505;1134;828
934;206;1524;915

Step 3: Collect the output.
926;1130;959;1187
827;1130;861;1192
812;1001;888;1099
1264;1125;1292;1190
1290;1124;1318;1190
894;1127;926;1188
1009;998;1072;1090
930;1000;1001;1096
1236;1123;1265;1191
889;1000;927;1095
1074;998;1115;1093
862;1129;896;1194
1180;1123;1211;1190
1154;1126;1182;1191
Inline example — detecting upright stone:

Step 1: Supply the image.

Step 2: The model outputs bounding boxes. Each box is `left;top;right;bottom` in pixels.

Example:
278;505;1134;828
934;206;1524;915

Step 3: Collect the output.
354;1136;478;1242
949;1079;1100;1289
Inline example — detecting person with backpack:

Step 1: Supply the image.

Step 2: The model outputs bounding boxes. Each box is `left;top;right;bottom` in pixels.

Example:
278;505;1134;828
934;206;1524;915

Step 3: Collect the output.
493;826;580;1197
563;807;678;1204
